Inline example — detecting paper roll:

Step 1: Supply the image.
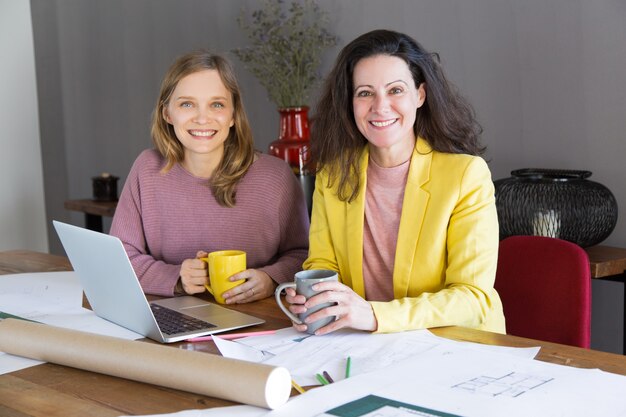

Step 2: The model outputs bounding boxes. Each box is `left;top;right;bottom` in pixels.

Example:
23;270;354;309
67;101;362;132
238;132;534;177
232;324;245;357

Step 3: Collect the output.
0;319;291;409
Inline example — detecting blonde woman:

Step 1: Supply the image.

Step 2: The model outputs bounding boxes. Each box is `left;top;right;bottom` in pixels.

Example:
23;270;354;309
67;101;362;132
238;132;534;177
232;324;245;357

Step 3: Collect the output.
111;51;309;303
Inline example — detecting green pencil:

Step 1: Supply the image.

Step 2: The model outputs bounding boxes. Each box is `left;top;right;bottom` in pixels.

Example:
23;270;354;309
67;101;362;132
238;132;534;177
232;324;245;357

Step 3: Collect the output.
315;373;330;385
345;356;352;378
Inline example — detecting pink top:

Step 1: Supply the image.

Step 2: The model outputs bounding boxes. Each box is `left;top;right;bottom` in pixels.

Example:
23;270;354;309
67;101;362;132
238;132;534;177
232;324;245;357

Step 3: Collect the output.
362;157;411;301
110;149;310;296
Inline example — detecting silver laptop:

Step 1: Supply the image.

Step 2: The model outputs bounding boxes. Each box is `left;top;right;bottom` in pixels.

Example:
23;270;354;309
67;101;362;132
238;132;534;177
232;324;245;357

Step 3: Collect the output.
53;220;264;343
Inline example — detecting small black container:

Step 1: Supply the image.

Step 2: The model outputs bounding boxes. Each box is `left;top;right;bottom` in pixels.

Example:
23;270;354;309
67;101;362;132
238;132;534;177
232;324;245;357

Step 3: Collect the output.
494;169;618;247
92;173;119;201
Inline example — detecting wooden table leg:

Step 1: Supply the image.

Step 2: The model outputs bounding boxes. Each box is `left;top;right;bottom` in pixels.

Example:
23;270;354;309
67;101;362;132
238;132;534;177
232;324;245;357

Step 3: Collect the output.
84;213;103;232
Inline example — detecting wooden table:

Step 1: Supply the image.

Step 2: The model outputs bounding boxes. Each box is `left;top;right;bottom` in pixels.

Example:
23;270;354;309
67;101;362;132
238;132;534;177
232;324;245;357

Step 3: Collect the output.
587;245;626;279
0;250;71;275
586;245;626;354
2;251;626;416
64;199;117;232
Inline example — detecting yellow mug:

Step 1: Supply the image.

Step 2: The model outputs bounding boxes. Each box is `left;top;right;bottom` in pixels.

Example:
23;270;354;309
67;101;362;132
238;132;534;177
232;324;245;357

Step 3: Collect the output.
201;250;246;304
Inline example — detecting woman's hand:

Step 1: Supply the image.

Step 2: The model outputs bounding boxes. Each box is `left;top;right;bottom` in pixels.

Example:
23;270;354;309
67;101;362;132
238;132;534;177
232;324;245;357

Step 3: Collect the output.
179;251;209;295
222;269;277;304
286;281;378;335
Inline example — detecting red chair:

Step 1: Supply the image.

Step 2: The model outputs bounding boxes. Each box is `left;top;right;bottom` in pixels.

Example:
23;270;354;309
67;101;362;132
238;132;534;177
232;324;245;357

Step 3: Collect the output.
495;235;591;348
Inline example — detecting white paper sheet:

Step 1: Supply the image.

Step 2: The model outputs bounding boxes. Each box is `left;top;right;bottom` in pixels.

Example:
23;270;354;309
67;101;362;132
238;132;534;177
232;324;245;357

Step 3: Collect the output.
260;328;539;386
0;271;83;317
213;327;539;388
0;271;141;339
212;336;268;362
39;306;143;339
236;327;313;355
268;342;626;417
0;271;142;374
423;330;541;359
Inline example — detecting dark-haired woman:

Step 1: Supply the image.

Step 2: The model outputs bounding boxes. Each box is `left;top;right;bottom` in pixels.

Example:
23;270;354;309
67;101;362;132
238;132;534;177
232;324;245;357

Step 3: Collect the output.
285;30;505;335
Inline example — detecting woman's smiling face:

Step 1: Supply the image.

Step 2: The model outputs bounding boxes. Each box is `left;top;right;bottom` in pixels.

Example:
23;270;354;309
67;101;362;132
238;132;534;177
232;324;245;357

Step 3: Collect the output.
163;69;234;163
352;54;425;165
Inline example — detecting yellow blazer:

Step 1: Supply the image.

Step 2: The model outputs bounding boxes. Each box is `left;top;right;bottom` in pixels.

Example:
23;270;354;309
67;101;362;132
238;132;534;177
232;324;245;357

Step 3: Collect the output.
304;139;505;333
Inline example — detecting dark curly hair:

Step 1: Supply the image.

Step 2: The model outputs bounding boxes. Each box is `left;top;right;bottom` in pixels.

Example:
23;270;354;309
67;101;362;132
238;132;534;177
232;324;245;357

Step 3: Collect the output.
311;29;484;202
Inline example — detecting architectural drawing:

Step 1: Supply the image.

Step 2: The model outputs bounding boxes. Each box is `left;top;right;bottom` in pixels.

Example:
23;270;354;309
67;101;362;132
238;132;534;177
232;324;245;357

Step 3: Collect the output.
452;372;553;397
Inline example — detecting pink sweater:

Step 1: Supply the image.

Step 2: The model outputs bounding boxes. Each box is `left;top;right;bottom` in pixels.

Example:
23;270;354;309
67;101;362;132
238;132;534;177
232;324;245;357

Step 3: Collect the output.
362;157;410;301
110;149;310;296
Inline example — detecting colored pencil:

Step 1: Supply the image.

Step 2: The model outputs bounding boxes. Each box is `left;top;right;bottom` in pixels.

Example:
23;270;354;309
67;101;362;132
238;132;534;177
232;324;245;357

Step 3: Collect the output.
291;380;305;394
315;373;330;385
345;356;352;378
322;370;335;384
186;330;276;342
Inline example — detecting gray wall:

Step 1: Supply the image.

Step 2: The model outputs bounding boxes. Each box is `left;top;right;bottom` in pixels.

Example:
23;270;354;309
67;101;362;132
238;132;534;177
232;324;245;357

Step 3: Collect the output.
0;0;47;252
30;0;626;256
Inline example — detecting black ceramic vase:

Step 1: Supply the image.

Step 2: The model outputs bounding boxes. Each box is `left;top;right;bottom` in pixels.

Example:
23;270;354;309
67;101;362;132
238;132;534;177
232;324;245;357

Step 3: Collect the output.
494;169;618;247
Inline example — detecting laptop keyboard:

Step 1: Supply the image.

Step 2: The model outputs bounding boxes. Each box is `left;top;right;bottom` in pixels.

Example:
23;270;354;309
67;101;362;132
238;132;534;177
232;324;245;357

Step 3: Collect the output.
150;304;216;335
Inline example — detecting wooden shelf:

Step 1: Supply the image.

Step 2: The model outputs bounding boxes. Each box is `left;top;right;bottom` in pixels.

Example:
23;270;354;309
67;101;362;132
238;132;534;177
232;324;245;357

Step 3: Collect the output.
64;199;117;232
64;199;117;217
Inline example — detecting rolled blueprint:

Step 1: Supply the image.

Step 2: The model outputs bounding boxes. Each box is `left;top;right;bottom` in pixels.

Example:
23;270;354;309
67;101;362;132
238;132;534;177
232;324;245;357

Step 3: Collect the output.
0;319;291;409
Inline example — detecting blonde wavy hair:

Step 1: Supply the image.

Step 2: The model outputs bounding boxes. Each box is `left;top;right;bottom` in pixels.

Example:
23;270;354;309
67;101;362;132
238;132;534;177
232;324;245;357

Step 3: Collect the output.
151;51;255;207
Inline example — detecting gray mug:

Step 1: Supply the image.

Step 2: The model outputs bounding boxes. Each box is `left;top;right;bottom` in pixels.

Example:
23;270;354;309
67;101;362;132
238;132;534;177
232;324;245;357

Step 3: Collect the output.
275;269;338;334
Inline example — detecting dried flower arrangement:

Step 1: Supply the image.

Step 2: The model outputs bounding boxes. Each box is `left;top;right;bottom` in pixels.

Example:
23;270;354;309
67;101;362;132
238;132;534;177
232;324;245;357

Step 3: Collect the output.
233;0;337;108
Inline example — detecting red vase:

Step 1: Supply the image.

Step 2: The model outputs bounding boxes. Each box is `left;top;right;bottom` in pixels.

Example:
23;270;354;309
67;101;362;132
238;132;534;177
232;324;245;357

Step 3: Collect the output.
268;107;311;173
268;107;315;215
